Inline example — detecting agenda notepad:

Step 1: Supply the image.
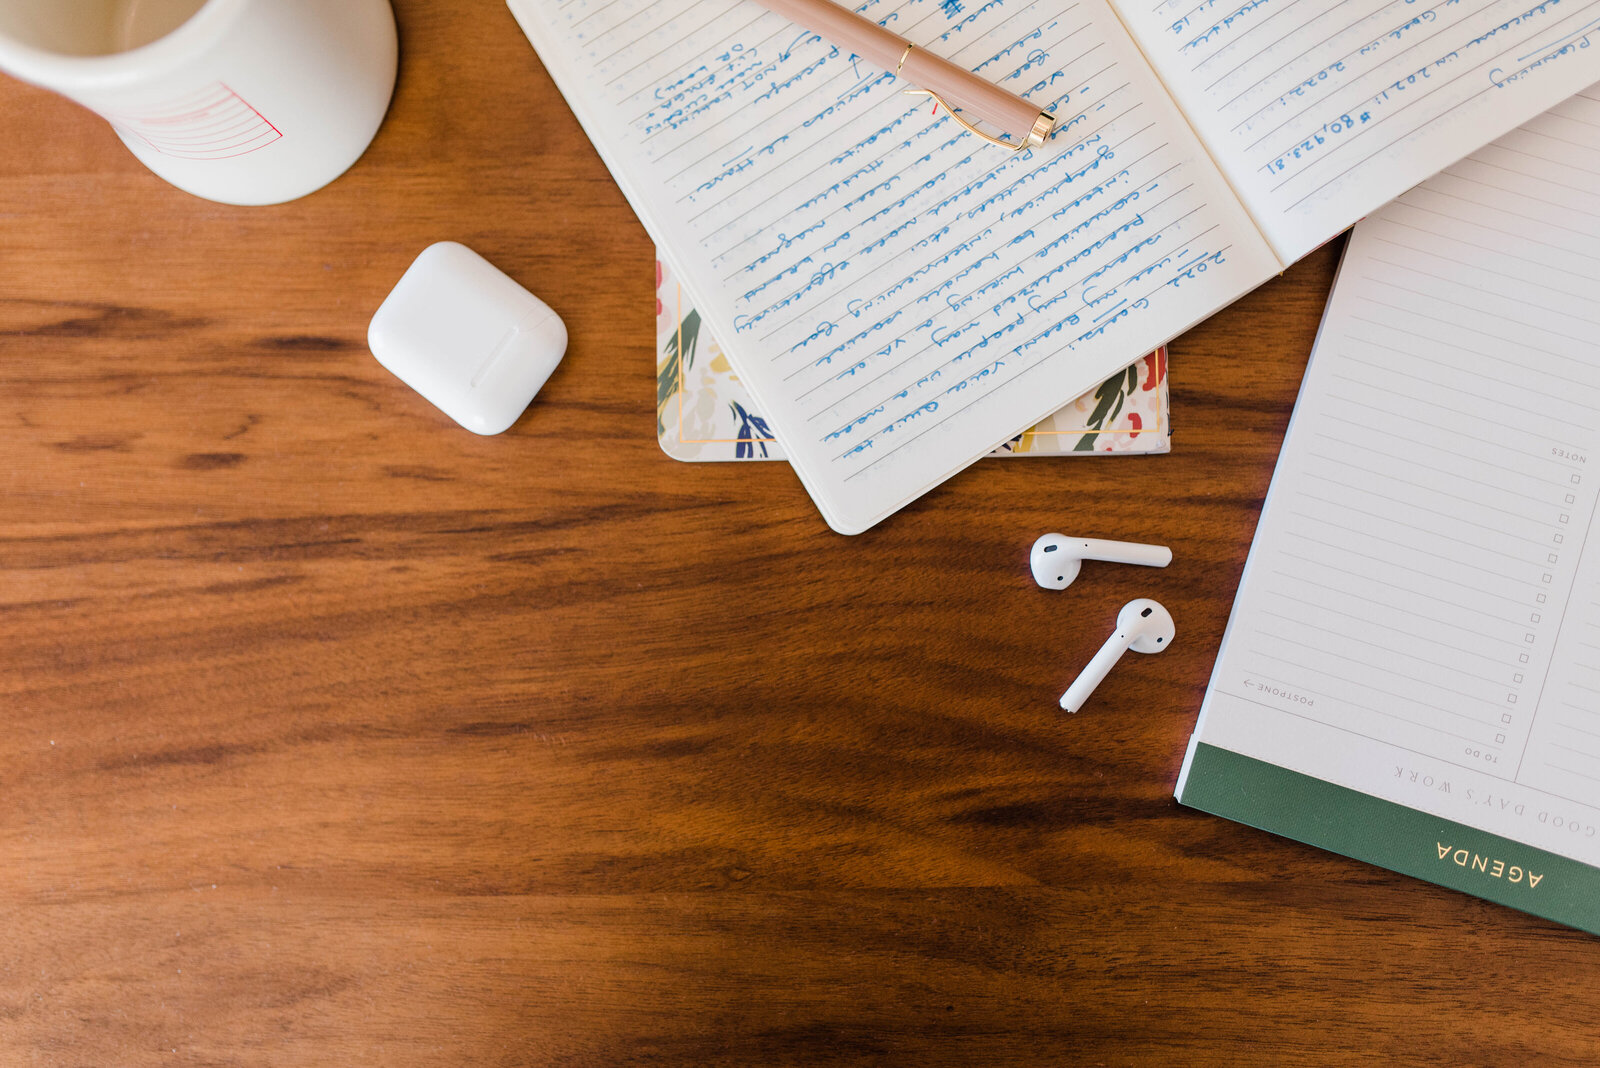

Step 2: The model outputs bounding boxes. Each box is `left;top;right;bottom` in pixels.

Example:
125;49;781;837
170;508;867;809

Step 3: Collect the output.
1179;87;1600;935
510;0;1600;533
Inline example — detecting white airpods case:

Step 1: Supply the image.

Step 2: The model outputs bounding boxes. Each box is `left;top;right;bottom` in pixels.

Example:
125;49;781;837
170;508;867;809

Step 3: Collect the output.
368;242;568;435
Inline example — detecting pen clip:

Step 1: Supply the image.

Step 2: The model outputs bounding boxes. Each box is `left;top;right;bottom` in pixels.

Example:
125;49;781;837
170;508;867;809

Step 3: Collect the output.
902;88;1055;152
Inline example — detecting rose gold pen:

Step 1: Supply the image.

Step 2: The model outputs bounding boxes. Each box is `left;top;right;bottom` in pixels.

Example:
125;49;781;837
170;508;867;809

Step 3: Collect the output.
749;0;1056;150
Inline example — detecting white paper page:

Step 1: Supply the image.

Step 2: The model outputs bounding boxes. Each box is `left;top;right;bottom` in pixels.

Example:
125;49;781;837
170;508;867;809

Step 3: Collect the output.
1183;88;1600;865
1115;0;1600;262
511;0;1278;533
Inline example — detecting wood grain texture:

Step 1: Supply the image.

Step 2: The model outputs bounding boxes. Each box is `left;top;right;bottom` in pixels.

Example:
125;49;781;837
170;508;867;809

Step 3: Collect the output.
2;2;1597;1065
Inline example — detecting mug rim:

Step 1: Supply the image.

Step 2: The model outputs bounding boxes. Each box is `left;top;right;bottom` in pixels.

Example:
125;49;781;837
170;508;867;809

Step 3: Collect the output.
0;0;253;91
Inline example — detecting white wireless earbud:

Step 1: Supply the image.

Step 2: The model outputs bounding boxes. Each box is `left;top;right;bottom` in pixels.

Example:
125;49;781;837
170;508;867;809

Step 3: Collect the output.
1060;598;1175;713
1029;533;1172;590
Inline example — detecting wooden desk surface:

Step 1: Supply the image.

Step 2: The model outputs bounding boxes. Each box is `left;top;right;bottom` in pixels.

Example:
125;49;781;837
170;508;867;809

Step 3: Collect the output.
2;3;1596;1064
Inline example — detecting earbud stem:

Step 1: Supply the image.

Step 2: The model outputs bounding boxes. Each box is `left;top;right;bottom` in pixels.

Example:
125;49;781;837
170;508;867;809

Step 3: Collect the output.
1080;539;1172;568
1060;634;1132;712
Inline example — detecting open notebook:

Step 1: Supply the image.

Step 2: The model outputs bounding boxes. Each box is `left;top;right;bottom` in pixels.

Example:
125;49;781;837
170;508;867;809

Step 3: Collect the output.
655;256;1171;460
1178;87;1600;935
511;0;1600;531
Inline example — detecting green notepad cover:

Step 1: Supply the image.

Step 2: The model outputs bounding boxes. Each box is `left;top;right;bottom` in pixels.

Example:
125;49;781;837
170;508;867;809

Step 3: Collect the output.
1179;744;1600;936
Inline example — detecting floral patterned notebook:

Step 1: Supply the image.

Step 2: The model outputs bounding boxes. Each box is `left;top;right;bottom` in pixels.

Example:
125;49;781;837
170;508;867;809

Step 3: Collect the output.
656;259;1170;462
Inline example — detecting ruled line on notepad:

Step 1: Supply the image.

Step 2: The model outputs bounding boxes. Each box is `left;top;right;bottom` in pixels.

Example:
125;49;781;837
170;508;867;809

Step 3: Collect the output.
1544;762;1600;785
1381;197;1600;266
1362;257;1600;329
1476;135;1600;189
1279;531;1537;608
1242;643;1505;742
1305;446;1570;524
1245;628;1515;721
1402;178;1600;232
1269;568;1539;656
1317;393;1587;490
1455;140;1600;202
1293;490;1549;570
1370;218;1600;298
1333;354;1597;434
1277;540;1539;619
1343;309;1600;393
1561;723;1600;747
1356;273;1600;351
1343;321;1600;399
1322;409;1586;489
1552;740;1600;762
1281;506;1548;583
1260;575;1523;682
1261;582;1529;658
1310;434;1571;511
1326;371;1595;452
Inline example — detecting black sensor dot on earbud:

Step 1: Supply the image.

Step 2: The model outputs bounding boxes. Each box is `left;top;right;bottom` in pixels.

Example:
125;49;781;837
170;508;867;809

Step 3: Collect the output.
1042;544;1057;553
1141;607;1153;617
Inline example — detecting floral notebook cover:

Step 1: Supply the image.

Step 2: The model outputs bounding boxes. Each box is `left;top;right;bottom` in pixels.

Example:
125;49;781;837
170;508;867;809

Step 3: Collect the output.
656;259;1170;462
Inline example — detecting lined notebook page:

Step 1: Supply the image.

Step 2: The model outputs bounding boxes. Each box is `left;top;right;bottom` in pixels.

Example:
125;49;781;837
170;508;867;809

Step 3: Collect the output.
1115;0;1600;261
512;0;1277;532
1183;88;1600;866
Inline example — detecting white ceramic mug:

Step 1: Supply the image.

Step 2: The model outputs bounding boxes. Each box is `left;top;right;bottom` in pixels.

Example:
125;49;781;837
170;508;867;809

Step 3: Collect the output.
0;0;398;205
